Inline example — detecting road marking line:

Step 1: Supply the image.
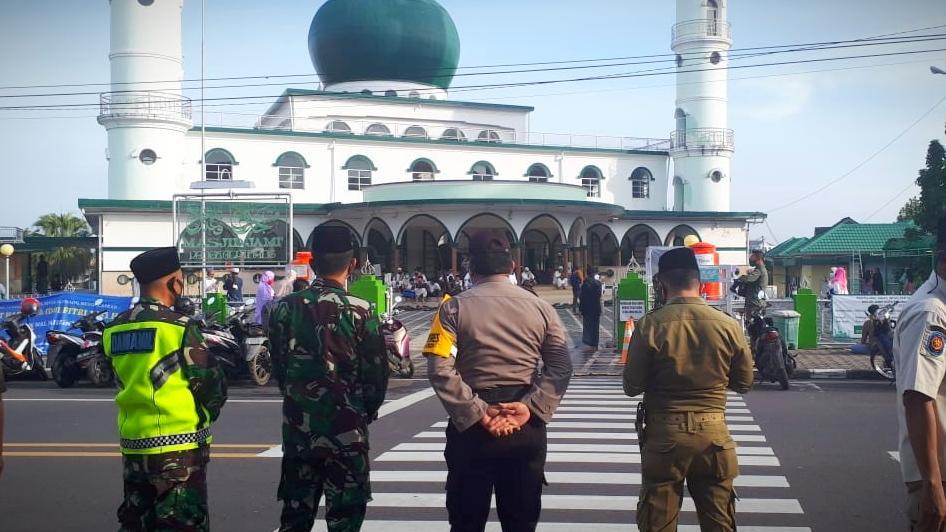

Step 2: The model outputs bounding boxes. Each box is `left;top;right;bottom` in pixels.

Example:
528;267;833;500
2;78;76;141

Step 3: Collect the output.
306;522;810;532
551;413;755;422
556;406;752;414
390;442;774;455
428;421;761;432
369;470;790;487
334;493;799;512
2;398;287;403
257;388;438;457
377;451;780;466
562;400;747;407
411;431;768;442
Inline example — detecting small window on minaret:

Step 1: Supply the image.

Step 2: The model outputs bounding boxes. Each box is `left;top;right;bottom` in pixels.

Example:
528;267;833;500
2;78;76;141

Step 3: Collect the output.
139;149;157;165
710;52;721;65
138;0;154;5
676;55;684;67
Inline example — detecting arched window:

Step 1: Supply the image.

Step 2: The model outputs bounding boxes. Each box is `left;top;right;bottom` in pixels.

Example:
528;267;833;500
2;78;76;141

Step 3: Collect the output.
441;128;466;142
525;163;552;183
408;91;421;98
707;0;720;35
674;108;687;133
579;166;603;198
344;155;375;191
365;123;391;136
673;176;685;211
325;120;351;134
469;161;497;181
204;148;236;181
409;159;437;181
630;167;653;199
403;125;428;139
476;130;502;144
360;89;373;95
384;90;397;97
274;152;307;190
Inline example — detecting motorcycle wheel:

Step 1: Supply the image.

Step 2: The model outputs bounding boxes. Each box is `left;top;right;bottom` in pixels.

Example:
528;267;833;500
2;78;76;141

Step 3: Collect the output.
387;353;402;378
52;353;78;388
400;357;415;379
870;351;896;382
32;350;48;381
248;345;272;386
88;356;114;387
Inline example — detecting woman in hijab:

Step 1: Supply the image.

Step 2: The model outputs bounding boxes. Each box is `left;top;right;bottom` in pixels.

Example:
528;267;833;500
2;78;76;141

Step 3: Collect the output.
255;270;275;324
833;266;849;295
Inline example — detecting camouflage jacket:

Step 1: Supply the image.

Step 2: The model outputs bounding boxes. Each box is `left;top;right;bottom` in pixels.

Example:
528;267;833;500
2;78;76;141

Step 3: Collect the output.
269;279;389;452
108;297;228;422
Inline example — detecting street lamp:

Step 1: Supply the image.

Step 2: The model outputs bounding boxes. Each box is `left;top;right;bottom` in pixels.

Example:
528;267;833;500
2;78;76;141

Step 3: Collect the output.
0;244;14;299
932;66;946;75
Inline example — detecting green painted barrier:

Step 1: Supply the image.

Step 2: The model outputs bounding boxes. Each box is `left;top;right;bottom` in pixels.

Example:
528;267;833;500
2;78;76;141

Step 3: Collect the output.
793;288;818;349
202;293;229;323
615;271;649;348
350;274;386;319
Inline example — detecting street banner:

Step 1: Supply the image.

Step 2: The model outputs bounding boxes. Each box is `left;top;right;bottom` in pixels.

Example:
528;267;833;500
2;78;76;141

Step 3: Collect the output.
0;293;133;352
831;295;911;339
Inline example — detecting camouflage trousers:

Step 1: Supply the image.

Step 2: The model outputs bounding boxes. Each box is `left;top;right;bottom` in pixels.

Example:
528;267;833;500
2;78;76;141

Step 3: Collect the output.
277;446;372;532
118;447;210;532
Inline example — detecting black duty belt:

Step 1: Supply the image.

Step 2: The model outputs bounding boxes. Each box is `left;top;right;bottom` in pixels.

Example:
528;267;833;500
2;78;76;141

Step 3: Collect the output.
473;385;530;405
647;412;726;424
121;427;212;451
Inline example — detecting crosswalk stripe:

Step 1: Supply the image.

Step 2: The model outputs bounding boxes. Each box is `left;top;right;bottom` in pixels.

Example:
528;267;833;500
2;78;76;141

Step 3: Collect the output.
390;442;775;455
562;400;748;407
429;421;762;432
377;451;780;466
309;522;811;532
353;493;801;513
556;406;753;414
412;431;768;442
369;470;790;487
552;413;755;422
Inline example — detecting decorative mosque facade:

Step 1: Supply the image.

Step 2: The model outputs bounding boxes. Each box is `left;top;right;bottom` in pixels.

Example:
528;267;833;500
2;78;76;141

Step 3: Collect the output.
82;0;762;295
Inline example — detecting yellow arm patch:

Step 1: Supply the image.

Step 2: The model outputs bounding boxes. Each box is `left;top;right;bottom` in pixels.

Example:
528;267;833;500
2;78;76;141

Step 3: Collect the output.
423;299;457;358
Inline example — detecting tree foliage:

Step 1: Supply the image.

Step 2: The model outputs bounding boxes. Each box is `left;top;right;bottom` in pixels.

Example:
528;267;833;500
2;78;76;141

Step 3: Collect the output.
901;139;946;237
31;213;92;284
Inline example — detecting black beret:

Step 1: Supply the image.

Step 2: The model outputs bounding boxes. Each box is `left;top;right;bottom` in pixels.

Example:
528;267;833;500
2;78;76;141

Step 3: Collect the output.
658;247;700;273
311;226;355;254
130;247;181;285
469;230;510;255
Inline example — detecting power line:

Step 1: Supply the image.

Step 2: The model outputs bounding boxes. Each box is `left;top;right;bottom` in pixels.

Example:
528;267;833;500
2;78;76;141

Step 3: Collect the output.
0;31;943;97
864;181;919;221
5;45;946;112
765;94;946;214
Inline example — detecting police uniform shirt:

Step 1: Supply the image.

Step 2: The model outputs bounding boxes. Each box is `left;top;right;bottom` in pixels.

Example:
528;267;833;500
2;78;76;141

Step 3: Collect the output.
895;272;946;483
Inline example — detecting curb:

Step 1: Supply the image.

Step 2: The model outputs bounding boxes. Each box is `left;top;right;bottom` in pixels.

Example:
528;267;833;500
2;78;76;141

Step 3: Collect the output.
791;368;887;381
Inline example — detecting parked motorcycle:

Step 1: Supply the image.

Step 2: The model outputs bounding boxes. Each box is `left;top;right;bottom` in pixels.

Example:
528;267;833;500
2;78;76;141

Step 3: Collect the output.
745;297;795;390
47;310;113;388
192;301;272;386
0;297;48;380
382;288;413;378
866;302;897;381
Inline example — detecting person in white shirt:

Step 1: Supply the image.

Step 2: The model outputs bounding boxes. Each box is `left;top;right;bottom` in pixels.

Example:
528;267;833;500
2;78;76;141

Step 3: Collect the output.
896;216;946;530
508;271;518;286
553;268;567;290
521;267;536;288
202;269;218;294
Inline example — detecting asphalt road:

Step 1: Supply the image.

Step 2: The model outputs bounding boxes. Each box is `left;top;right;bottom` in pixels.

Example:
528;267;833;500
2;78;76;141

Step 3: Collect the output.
0;375;903;532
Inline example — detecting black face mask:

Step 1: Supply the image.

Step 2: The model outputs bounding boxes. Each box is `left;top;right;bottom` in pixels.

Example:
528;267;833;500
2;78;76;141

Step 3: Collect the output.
166;277;185;306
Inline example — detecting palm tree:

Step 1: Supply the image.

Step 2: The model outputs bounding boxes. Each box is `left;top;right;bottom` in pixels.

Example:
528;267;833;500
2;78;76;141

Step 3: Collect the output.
31;213;92;287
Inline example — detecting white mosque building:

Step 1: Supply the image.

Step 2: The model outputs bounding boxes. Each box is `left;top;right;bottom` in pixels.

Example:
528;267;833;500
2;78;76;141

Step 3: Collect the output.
82;0;761;295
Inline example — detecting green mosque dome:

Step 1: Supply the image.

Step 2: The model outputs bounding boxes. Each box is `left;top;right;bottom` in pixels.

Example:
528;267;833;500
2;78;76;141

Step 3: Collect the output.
308;0;461;91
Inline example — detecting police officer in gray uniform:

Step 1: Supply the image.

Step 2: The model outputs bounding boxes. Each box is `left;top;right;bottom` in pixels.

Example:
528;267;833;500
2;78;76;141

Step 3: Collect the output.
424;230;573;532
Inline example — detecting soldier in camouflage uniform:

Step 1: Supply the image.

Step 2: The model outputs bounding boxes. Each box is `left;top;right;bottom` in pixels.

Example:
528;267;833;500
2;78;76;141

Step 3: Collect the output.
269;226;389;532
103;247;227;532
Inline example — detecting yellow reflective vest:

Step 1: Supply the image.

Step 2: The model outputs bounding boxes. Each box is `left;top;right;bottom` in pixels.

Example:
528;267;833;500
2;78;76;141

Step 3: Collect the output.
103;320;212;455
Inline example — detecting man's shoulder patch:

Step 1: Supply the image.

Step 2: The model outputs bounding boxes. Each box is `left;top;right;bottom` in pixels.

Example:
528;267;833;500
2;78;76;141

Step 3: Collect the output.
927;328;946;359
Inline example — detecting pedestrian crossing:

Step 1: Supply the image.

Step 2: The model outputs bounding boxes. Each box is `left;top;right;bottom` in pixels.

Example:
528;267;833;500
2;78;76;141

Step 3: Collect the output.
309;378;809;531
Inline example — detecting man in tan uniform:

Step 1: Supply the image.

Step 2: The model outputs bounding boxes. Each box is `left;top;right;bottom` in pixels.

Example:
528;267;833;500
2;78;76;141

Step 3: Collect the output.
425;230;572;532
623;247;754;532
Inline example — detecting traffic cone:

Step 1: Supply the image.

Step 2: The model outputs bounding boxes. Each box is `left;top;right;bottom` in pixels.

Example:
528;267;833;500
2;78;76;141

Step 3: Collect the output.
618;318;635;364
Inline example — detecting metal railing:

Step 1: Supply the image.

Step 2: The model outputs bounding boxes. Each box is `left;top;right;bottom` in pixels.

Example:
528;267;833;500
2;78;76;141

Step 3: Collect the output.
669;128;735;151
245;115;672;152
671;19;732;45
99;91;193;122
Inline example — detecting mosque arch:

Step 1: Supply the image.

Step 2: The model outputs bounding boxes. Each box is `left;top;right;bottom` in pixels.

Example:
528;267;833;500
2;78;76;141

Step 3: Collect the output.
621;224;660;265
364;217;395;272
307;220;362;250
664;224;701;247
520;214;567;277
588;223;620;266
455;213;518;250
396;214;452;275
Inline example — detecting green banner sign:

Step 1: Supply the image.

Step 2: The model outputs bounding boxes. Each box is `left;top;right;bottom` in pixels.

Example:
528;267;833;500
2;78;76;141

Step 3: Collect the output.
175;199;292;268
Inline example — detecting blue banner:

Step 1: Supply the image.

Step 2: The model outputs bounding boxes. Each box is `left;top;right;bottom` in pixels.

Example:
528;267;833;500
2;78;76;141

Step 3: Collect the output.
0;293;133;353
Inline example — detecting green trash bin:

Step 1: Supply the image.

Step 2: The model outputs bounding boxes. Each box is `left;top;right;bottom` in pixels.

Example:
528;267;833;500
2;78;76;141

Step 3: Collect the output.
203;293;229;323
769;310;801;350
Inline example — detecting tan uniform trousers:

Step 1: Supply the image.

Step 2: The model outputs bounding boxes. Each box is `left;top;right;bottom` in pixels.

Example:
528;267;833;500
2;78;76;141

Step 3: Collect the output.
638;412;739;532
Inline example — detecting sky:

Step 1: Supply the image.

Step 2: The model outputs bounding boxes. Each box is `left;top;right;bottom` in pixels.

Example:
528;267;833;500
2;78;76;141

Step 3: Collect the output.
1;0;945;245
